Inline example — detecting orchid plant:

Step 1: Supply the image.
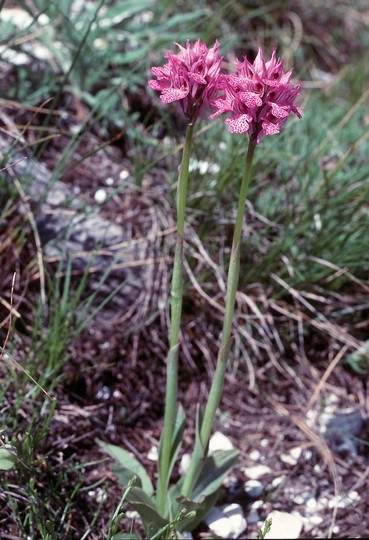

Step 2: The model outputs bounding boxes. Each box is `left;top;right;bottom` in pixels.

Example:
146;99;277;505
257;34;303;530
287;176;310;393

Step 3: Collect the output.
99;40;301;539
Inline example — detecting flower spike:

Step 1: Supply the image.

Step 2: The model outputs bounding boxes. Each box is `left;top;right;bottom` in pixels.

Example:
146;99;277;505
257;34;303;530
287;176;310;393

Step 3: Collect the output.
210;47;302;143
148;39;223;124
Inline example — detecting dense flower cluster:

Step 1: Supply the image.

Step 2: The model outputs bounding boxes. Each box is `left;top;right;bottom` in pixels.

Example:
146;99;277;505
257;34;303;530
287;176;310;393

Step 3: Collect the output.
148;42;301;142
210;48;302;143
148;39;223;123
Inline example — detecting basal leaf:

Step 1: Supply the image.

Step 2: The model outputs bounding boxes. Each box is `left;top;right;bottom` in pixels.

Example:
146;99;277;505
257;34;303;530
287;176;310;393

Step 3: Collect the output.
191;449;239;501
97;440;153;496
125;486;167;534
169;403;186;476
0;447;17;471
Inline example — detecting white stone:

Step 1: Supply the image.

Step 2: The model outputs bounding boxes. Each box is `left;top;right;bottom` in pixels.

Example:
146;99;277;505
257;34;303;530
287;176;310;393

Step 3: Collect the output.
94;189;107;204
244;479;264;498
125;510;140;520
247;501;263;525
204;503;247;539
249;449;261;461
308;515;323;526
147;446;158;462
87;487;106;503
271;476;285;489
264;511;303;539
208;431;234;454
179;453;191;475
280;447;302;466
348;490;361;502
176;532;193;540
247;508;260;524
292;495;305;505
243;464;272;479
1;8;34;29
328;490;361;509
119;169;129;181
305;496;318;512
96;386;110;400
260;439;269;447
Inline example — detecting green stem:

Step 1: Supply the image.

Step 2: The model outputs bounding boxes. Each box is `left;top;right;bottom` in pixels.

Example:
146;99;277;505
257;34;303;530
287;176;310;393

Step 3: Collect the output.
156;123;194;515
181;138;256;498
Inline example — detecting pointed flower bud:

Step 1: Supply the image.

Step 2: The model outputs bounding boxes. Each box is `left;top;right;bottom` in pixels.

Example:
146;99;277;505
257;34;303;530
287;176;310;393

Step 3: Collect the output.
210;48;302;143
148;39;223;124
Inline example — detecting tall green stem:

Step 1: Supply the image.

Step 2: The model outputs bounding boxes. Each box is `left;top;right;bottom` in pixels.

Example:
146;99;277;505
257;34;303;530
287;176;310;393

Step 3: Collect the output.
156;123;194;515
181;138;256;498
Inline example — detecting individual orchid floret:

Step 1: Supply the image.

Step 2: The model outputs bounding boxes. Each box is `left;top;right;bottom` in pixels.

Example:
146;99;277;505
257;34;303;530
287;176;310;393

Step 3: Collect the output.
148;39;223;124
211;48;302;143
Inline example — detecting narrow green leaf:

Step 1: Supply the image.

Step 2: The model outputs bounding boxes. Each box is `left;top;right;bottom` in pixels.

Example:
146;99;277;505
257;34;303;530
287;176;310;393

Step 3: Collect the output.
0;447;17;471
191;449;239;501
176;491;220;532
111;533;141;540
111;45;151;65
125;487;167;533
167;482;220;532
99;0;154;26
97;441;154;496
169;403;186;476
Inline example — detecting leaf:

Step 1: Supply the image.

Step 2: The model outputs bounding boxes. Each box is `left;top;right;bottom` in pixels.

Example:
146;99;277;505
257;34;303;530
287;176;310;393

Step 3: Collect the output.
177;491;220;532
125;486;167;534
111;533;141;540
168;403;186;480
167;482;220;533
191;449;239;501
97;441;154;496
0;447;17;471
156;402;186;517
110;45;152;65
99;0;155;28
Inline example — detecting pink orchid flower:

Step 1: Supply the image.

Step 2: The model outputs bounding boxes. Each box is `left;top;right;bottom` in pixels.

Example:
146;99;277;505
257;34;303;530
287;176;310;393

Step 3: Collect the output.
211;48;302;143
148;39;223;124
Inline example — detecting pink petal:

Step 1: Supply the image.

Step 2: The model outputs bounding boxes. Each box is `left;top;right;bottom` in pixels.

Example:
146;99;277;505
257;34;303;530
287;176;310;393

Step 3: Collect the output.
261;119;281;136
226;114;251;134
239;91;262;107
270;102;290;118
160;87;189;104
189;72;207;85
151;65;170;78
148;79;167;91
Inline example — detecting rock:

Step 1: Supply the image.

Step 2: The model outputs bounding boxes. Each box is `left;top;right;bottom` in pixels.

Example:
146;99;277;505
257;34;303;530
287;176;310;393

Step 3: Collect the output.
264;510;303;539
176;532;193;540
147;446;158;462
280;446;302;466
247;501;263;524
179;453;191;475
244;479;264;498
0;134;170;327
94;188;107;203
208;431;234;453
204;503;247;539
324;409;364;458
243;464;272;479
249;449;261;460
